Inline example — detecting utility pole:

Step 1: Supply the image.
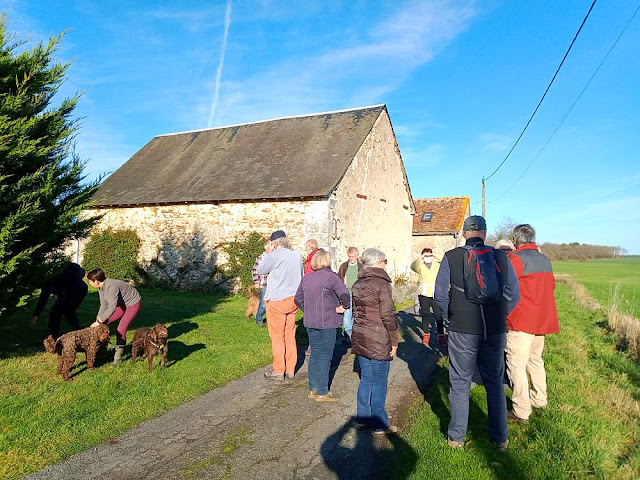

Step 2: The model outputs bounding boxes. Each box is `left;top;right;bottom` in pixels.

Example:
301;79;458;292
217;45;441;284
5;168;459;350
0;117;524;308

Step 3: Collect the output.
482;177;485;218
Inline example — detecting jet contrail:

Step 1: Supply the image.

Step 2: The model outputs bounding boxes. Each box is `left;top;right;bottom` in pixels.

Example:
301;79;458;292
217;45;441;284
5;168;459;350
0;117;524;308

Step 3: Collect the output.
207;0;232;128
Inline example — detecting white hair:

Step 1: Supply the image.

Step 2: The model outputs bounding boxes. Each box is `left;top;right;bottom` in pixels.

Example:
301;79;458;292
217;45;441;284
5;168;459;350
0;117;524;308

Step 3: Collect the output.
360;248;386;267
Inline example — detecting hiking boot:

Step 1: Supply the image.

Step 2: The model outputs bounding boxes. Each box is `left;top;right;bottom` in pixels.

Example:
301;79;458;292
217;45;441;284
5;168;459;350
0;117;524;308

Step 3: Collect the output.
438;334;448;347
507;411;529;424
315;392;338;402
494;439;509;451
264;370;284;381
111;346;125;367
308;390;317;399
447;437;464;448
422;333;430;345
285;372;295;379
372;425;398;437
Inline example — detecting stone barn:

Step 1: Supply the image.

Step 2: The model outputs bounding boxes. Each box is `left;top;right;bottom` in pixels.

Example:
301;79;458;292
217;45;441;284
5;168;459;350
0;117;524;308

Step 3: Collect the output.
411;196;470;260
85;105;415;288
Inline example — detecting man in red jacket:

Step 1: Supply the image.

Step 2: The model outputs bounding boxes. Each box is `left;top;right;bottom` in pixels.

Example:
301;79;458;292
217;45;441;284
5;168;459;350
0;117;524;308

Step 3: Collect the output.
506;224;559;424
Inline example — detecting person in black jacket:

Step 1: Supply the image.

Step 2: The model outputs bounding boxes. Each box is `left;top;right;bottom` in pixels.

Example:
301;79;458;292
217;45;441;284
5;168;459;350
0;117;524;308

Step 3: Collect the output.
434;216;520;450
30;263;88;339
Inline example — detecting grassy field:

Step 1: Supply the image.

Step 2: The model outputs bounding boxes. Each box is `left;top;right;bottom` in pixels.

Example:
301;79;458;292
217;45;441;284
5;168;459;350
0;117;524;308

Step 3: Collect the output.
0;289;277;479
553;256;640;317
392;282;640;479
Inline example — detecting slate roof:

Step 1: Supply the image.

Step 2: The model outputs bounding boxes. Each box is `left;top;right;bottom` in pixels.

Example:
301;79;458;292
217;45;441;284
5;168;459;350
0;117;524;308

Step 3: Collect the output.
413;197;470;234
93;105;392;207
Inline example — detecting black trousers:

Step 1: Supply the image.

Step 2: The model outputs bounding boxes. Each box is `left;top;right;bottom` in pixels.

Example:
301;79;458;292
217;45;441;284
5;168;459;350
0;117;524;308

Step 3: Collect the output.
49;301;81;339
418;295;444;335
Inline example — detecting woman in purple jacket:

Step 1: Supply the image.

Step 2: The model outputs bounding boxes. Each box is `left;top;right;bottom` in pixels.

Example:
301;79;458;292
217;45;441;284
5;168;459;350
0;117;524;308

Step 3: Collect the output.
295;249;350;402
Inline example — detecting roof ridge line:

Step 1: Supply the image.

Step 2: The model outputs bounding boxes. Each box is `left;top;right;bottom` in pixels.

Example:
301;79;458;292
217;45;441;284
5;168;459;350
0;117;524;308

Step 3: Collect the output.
157;104;387;138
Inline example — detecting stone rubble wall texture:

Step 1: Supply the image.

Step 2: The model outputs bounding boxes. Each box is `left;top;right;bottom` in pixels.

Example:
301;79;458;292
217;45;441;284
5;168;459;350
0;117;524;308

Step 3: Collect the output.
83;200;329;288
330;110;414;276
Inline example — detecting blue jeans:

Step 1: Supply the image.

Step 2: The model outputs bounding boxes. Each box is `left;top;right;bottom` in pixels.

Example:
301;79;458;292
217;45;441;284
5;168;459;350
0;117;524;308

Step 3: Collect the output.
256;287;266;324
447;331;508;444
307;328;336;395
356;356;391;431
342;292;353;336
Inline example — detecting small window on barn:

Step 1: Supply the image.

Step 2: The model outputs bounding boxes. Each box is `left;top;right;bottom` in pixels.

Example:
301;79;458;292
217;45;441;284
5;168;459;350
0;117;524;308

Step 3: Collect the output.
421;212;434;222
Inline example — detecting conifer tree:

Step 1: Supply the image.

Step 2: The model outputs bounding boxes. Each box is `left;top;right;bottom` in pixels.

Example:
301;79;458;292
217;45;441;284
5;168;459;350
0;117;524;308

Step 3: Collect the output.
0;18;99;316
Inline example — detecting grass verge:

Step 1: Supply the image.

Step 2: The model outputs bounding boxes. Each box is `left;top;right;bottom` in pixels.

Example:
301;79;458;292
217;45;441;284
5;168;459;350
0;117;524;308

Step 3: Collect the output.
392;282;640;479
0;288;273;479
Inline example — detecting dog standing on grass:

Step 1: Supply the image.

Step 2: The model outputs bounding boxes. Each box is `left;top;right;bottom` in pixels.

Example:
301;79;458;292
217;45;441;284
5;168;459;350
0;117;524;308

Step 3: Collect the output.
245;286;260;319
131;323;168;372
43;324;110;381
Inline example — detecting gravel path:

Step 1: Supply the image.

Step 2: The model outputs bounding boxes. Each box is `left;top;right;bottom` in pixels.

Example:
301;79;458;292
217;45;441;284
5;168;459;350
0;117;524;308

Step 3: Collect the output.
27;309;443;480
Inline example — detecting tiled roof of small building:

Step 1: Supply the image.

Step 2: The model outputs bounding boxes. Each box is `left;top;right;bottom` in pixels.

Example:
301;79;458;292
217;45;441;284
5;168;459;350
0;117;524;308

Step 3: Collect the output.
93;105;388;207
413;196;470;234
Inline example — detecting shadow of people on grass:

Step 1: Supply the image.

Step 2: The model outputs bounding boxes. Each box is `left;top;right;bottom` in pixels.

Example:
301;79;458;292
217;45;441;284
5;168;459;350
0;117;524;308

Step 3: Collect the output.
320;418;418;480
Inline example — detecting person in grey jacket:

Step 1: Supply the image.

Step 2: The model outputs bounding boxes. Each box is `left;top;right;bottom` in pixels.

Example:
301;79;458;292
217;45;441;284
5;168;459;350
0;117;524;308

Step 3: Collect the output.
257;231;304;380
87;268;141;366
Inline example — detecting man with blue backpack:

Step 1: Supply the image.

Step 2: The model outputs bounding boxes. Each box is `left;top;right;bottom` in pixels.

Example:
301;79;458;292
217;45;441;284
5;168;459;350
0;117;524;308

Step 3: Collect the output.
435;215;520;450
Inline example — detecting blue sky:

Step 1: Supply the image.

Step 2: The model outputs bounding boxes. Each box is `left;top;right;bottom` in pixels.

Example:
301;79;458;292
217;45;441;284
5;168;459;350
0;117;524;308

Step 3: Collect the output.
5;0;640;253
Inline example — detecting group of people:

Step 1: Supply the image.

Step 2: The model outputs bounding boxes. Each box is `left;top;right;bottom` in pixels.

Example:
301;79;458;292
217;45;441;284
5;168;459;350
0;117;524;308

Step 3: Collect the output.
433;216;559;449
31;265;141;367
254;215;559;447
254;230;400;436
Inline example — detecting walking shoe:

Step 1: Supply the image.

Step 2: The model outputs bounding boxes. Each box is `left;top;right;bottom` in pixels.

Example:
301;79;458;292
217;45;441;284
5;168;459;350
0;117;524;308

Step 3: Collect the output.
264;370;284;381
256;321;265;326
493;439;509;451
422;333;430;345
285;372;295;379
438;334;448;347
315;392;338;402
447;437;464;448
507;411;529;424
308;390;317;399
372;425;398;437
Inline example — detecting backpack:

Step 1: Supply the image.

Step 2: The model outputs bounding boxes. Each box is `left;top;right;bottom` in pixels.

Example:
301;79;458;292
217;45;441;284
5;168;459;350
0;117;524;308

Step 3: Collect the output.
452;243;503;304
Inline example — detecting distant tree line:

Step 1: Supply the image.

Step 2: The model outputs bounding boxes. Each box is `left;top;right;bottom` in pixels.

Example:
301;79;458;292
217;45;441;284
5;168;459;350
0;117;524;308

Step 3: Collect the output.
486;217;626;261
538;243;626;261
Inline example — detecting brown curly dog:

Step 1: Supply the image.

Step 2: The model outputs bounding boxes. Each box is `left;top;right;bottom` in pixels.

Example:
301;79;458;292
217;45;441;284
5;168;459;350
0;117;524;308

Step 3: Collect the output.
44;324;110;381
245;287;260;318
131;323;168;372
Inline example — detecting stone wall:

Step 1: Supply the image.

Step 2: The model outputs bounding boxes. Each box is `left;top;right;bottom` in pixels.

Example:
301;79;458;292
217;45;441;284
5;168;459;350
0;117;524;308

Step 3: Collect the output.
411;233;461;261
330;110;414;276
79;200;330;288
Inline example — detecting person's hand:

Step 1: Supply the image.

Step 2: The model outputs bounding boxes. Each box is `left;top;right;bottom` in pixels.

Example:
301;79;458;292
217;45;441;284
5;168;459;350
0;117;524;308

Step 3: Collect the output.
90;320;101;328
29;315;38;327
335;305;346;314
390;345;397;358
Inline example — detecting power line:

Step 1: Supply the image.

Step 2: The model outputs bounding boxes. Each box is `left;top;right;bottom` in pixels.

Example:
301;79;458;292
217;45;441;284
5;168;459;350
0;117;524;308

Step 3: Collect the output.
484;0;599;182
490;2;640;203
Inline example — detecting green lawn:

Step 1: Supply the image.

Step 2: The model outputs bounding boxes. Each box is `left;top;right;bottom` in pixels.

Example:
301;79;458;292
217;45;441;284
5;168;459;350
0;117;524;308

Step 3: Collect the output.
0;289;275;479
392;282;640;479
553;256;640;317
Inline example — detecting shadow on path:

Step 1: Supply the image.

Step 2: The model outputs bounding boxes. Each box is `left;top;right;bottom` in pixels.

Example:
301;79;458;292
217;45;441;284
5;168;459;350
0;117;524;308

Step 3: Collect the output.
320;417;418;480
